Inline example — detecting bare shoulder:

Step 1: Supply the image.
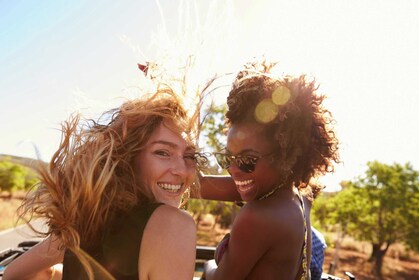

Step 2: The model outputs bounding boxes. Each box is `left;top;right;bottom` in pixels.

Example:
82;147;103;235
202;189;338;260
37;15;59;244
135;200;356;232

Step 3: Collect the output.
140;205;196;279
239;199;300;223
236;198;304;238
231;203;281;238
149;204;195;229
143;205;196;244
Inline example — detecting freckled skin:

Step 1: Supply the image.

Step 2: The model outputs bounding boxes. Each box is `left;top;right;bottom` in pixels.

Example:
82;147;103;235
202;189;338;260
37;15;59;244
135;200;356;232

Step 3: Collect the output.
133;122;196;208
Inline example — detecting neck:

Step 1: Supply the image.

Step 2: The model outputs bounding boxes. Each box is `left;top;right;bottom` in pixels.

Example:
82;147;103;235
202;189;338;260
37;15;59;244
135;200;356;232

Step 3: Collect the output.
258;183;284;200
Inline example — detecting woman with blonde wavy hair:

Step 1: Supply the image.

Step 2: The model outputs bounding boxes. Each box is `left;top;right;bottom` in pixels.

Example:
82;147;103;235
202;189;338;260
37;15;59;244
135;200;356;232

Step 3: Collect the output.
4;88;205;280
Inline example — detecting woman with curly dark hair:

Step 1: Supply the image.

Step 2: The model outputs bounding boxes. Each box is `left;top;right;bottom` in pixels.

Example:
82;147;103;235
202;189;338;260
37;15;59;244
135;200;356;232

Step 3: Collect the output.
201;60;339;279
4;89;204;280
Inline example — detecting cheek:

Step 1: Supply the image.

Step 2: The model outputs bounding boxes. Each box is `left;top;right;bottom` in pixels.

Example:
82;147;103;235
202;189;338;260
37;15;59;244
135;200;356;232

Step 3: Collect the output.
135;151;159;173
257;161;280;181
139;161;162;183
134;156;157;184
185;168;196;184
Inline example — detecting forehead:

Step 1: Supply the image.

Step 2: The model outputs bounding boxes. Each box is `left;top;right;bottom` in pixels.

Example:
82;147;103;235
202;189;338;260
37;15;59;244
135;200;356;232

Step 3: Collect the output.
147;121;194;150
227;122;273;153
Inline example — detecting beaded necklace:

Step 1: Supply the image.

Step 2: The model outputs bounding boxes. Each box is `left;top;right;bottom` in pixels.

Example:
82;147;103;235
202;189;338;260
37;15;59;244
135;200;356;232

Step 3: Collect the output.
257;184;284;200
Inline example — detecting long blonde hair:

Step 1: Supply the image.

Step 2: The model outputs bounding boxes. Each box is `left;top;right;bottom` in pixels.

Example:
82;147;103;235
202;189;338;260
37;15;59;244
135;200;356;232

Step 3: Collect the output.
19;88;197;277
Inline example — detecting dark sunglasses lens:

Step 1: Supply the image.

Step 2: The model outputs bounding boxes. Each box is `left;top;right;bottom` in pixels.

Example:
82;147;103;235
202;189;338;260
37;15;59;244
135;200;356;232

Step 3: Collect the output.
237;156;257;173
215;153;230;169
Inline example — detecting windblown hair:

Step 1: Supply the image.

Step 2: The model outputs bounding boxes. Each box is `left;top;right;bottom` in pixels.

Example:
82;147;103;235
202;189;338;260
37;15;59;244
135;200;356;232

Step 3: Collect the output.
18;89;197;277
226;60;340;198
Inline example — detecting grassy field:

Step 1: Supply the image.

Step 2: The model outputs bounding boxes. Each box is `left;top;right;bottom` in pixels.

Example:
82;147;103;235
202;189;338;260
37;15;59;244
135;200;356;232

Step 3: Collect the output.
0;196;25;231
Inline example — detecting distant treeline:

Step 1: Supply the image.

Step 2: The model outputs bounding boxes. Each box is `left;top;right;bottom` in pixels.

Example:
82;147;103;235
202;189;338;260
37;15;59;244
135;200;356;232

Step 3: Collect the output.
0;154;44;193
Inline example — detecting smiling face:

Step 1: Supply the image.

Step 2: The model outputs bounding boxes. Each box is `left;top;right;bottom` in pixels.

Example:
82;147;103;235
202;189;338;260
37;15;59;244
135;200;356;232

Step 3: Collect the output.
133;121;196;207
226;122;281;202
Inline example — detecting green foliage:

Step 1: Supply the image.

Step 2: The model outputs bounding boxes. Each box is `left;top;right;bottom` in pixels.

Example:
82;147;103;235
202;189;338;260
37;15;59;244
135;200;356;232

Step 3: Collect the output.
199;103;229;175
0;159;39;192
346;161;419;249
312;161;419;275
311;193;333;231
188;104;237;227
406;191;419;250
201;104;227;153
313;161;419;250
187;198;239;228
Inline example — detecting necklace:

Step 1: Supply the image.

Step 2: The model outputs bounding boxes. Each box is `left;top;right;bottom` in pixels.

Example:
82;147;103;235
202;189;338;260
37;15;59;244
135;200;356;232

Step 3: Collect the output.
234;183;284;207
258;184;283;200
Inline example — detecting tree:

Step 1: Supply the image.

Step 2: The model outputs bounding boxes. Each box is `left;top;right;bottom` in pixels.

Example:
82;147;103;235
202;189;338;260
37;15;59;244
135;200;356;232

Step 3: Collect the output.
326;161;419;278
200;104;227;154
187;104;237;223
0;160;39;193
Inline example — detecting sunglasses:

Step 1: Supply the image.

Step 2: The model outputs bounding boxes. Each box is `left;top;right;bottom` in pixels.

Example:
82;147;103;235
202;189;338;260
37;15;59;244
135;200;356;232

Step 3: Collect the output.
213;152;276;173
192;152;211;169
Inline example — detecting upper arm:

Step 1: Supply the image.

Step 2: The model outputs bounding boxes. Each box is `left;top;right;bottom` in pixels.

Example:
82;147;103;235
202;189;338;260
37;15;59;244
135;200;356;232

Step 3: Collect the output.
140;205;196;280
198;173;241;201
211;209;272;279
3;236;64;280
211;204;305;279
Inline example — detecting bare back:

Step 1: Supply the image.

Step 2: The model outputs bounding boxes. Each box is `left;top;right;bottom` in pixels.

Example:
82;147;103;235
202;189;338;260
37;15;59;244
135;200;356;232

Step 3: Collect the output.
213;187;311;280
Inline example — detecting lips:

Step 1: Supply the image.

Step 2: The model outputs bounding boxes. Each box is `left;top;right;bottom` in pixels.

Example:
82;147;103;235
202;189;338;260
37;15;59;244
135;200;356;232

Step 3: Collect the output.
234;179;254;193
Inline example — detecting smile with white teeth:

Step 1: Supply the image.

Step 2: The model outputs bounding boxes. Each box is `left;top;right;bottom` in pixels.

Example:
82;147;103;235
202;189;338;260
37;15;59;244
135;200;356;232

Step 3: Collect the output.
158;183;182;193
234;179;254;192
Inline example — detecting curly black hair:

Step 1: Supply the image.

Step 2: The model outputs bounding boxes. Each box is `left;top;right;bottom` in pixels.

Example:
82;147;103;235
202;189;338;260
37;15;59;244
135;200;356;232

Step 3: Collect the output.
226;60;340;197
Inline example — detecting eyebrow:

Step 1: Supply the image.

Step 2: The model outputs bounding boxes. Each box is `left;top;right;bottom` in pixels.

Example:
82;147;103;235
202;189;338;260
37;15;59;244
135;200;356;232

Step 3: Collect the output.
150;140;177;148
150;140;195;151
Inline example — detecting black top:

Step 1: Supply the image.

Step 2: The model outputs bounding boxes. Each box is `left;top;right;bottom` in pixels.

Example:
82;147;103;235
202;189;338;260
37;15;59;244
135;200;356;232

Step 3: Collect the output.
62;203;163;280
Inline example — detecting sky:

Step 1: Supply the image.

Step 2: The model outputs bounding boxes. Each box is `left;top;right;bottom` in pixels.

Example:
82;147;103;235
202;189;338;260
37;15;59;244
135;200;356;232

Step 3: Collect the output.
1;0;418;191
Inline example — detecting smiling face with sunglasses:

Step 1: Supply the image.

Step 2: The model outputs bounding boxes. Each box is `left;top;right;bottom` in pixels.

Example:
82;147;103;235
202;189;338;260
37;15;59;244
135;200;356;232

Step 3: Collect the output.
215;122;281;202
201;60;341;280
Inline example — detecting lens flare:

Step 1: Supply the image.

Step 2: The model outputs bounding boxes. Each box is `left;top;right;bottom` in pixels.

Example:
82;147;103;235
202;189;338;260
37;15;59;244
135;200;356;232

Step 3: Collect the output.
272;85;290;105
254;99;278;123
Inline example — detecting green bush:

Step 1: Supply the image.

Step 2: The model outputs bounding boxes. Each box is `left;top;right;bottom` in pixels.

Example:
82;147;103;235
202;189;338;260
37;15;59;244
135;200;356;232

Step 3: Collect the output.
0;160;39;192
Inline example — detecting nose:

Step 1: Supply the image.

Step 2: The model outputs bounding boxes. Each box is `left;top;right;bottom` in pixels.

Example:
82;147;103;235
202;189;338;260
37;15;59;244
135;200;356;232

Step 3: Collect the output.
227;160;242;176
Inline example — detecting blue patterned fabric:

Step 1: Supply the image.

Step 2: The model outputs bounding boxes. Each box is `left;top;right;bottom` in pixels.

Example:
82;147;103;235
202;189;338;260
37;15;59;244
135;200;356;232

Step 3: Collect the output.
310;227;327;280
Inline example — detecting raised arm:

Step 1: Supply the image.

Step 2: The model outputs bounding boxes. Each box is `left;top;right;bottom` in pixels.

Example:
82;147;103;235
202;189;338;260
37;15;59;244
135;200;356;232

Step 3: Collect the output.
198;172;241;202
3;235;64;280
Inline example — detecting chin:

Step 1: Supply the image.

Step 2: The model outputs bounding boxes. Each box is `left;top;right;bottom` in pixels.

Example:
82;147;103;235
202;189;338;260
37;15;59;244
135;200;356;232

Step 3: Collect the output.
168;201;181;208
160;198;181;208
239;191;257;202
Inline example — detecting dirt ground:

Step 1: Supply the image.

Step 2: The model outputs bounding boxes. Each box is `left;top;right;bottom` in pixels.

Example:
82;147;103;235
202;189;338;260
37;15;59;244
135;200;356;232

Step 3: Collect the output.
196;221;419;280
323;246;419;280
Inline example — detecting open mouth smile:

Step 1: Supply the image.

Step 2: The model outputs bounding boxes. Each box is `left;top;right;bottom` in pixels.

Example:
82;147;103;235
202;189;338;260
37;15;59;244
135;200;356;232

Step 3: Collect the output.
234;179;254;193
158;183;183;193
